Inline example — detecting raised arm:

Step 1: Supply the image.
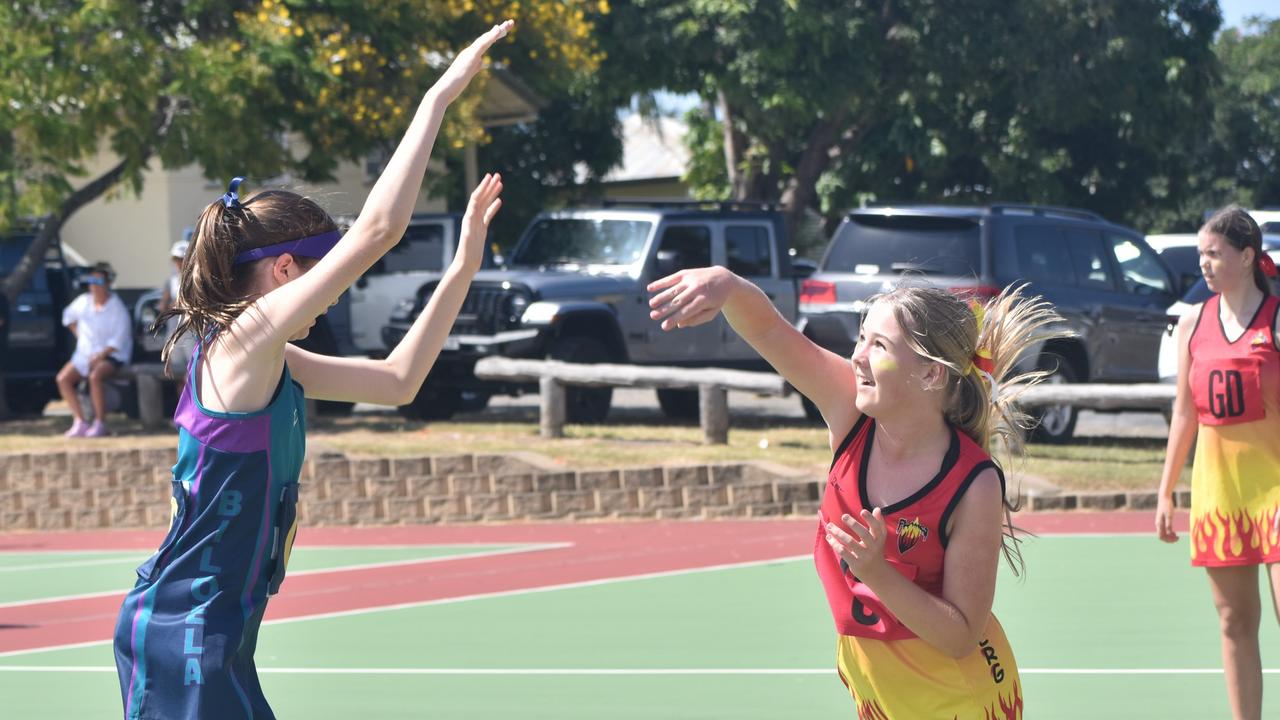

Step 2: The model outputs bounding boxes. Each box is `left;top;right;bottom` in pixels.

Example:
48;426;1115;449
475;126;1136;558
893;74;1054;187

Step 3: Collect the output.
243;21;514;349
287;174;503;406
648;266;860;448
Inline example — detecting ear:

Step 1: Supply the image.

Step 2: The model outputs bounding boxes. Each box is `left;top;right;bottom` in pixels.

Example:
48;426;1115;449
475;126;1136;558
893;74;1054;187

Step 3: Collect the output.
270;254;300;284
920;360;949;392
1242;245;1256;269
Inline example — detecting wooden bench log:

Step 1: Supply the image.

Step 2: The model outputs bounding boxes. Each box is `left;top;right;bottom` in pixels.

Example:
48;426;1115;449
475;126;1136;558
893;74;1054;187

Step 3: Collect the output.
474;358;788;444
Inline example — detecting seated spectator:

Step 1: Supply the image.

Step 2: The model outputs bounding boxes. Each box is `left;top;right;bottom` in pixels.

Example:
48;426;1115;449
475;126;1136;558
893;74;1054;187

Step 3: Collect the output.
57;262;133;437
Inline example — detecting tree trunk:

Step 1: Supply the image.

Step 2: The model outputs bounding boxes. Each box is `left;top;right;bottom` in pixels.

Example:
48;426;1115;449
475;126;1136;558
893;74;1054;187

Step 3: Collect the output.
717;90;751;201
1;96;174;303
778;109;850;241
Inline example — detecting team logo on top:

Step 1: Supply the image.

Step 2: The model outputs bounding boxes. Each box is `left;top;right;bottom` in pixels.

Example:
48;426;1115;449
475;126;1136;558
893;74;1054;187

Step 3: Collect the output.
896;517;930;555
1251;331;1269;347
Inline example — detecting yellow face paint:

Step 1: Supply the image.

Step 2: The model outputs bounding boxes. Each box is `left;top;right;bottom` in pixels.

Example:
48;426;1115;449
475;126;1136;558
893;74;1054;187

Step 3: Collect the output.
872;356;898;372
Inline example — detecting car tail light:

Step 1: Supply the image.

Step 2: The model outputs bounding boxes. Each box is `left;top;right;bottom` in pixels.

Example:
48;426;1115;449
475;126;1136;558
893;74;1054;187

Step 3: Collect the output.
949;285;1001;303
800;279;837;304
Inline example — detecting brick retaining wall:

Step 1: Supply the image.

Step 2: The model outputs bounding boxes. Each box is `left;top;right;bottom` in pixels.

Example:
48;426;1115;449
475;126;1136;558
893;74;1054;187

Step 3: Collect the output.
0;449;1182;531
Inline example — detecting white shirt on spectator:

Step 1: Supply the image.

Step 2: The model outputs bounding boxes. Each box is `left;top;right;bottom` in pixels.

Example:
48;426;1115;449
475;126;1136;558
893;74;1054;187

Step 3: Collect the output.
62;292;133;375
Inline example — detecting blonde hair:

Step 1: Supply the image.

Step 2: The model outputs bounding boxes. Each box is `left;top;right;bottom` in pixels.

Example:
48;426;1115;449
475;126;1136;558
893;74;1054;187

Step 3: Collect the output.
874;283;1073;572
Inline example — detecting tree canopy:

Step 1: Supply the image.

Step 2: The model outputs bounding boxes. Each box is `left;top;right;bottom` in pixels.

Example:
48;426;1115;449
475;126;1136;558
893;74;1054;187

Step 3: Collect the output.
0;0;603;299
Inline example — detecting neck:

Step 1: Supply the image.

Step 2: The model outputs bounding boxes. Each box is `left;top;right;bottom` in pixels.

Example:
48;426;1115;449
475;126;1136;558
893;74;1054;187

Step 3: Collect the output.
1219;281;1262;319
873;409;949;462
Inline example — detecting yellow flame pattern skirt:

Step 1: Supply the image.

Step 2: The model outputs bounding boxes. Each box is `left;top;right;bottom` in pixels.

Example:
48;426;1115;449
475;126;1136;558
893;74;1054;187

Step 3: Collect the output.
835;614;1023;719
1190;419;1280;567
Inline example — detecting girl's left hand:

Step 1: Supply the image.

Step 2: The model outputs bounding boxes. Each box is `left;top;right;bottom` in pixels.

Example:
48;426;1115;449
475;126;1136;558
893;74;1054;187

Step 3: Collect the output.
826;508;889;582
456;173;503;274
433;21;515;104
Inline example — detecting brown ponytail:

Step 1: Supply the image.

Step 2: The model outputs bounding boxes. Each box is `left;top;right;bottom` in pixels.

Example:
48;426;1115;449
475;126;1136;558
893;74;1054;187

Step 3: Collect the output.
156;187;337;374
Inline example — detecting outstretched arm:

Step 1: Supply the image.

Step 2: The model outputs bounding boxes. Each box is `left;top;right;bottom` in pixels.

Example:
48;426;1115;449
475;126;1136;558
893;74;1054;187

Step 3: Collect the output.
245;21;514;352
648;266;860;449
287;174;503;406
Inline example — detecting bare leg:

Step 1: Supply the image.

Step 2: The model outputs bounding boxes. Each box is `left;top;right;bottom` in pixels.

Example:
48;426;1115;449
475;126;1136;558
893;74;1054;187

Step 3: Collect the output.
88;361;117;422
1207;564;1263;720
55;362;85;422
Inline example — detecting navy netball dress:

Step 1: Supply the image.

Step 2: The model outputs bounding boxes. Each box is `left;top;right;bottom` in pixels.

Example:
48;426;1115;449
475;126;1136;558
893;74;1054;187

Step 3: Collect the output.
114;343;305;719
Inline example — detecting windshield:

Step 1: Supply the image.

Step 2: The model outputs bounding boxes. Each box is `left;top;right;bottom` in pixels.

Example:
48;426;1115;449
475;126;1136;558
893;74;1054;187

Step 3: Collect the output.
823;215;981;277
511;219;652;267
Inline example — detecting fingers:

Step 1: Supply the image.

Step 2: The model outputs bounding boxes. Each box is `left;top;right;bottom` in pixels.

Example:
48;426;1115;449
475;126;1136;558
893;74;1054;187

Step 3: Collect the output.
648;283;683;309
471;20;514;53
660;298;715;331
646;272;684;294
483;198;503;225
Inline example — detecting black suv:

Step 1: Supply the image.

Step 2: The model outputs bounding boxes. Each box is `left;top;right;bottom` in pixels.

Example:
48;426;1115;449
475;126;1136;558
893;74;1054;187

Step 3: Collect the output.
799;204;1179;442
1;230;81;415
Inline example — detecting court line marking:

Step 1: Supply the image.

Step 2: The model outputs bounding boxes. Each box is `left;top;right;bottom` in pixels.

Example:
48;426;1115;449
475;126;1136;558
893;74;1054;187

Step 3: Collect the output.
0;553;810;659
0;543;569;611
0;543;527;568
0;667;1274;676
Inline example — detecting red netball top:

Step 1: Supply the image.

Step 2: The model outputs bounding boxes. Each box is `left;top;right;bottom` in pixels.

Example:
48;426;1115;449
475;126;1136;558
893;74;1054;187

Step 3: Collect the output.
1187;294;1280;427
814;415;1003;639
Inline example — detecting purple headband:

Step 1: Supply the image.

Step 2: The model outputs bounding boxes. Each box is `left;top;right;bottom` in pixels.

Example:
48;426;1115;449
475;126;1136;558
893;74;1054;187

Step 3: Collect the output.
233;230;342;265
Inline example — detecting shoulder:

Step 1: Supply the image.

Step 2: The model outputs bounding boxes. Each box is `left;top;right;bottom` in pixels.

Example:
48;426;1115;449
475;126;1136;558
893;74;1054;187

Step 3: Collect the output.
941;464;1003;546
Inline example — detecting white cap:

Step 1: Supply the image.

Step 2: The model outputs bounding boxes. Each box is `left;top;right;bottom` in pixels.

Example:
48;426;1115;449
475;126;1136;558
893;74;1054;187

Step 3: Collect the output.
170;240;190;259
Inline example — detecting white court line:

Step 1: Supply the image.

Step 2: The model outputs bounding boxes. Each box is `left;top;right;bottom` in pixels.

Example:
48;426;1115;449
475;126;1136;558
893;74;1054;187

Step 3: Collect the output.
0;556;144;573
0;543;569;611
0;553;810;659
0;666;1274;676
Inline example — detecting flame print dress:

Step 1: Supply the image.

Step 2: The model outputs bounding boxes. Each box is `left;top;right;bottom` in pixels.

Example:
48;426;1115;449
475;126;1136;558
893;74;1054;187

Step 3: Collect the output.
815;416;1024;719
1187;294;1280;567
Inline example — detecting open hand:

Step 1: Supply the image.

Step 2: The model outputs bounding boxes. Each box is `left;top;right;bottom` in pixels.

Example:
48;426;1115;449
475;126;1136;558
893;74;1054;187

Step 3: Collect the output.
826;508;890;582
433;20;515;104
456;173;503;274
647;266;736;331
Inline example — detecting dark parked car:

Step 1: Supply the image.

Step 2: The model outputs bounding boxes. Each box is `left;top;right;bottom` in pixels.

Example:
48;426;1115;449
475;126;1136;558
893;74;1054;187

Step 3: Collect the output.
798;204;1179;442
0;229;82;415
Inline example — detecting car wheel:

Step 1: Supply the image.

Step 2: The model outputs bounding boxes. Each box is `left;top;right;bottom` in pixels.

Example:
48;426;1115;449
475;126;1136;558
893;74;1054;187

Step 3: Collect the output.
1030;352;1079;444
548;335;613;424
398;384;462;421
656;388;699;422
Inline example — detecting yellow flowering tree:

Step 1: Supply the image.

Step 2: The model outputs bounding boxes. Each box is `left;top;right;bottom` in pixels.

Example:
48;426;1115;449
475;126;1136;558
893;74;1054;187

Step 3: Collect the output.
0;0;601;300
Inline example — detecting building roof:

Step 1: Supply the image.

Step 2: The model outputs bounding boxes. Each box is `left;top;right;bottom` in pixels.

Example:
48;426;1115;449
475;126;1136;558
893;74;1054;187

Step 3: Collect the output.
578;114;690;185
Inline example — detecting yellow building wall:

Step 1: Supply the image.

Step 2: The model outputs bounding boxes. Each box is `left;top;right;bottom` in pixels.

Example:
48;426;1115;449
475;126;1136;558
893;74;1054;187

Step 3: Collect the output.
61;151;447;289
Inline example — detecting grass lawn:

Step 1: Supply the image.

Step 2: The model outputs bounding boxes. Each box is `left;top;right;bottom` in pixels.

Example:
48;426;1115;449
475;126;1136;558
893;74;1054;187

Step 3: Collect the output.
0;402;1184;495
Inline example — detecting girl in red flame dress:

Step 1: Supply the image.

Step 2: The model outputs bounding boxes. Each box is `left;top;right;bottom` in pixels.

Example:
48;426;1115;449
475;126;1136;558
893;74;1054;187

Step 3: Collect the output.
649;269;1066;718
1156;206;1280;720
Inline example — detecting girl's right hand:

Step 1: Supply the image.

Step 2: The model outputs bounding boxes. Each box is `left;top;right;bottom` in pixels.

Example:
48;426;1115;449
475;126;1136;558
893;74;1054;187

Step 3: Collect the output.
455;173;503;274
1155;495;1179;543
647;266;738;331
433;20;515;104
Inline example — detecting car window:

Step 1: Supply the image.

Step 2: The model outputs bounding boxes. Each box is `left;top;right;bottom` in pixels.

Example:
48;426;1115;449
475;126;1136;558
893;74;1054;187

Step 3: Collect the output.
1157;246;1201;285
1064;229;1115;291
823;215;981;277
0;236;35;279
725;225;773;277
1014;225;1074;287
659;226;712;271
1109;234;1172;296
370;223;446;275
512;219;653;266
